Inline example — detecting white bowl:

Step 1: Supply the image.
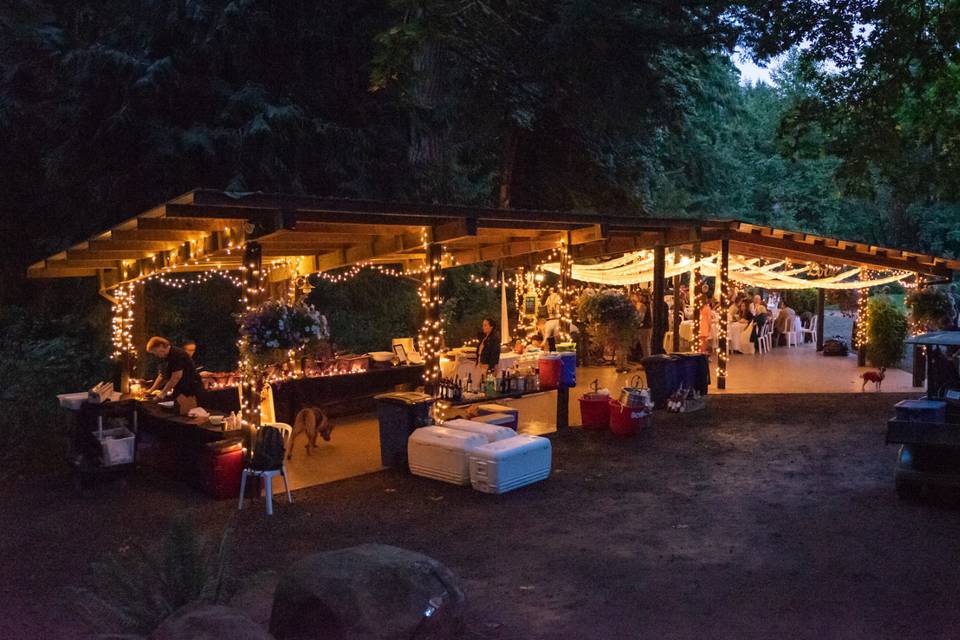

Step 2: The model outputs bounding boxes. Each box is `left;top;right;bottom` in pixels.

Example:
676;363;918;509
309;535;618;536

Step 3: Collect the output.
367;351;395;362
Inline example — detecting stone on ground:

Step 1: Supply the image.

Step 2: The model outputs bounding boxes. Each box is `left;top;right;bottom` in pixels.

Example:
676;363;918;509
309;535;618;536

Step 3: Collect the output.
269;543;465;640
150;603;275;640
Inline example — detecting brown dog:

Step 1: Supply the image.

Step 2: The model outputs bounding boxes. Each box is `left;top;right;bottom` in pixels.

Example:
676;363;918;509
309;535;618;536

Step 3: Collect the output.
287;407;334;460
860;367;886;392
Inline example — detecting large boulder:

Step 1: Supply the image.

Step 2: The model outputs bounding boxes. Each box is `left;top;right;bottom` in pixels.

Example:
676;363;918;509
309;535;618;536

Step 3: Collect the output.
151;604;275;640
269;543;465;640
230;571;280;629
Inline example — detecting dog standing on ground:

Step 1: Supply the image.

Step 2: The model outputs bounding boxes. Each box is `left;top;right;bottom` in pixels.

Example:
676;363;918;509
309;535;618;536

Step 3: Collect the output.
287;407;334;459
860;367;886;392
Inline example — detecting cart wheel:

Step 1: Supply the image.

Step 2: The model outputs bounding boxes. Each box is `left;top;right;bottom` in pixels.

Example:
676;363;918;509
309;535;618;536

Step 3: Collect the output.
895;477;923;501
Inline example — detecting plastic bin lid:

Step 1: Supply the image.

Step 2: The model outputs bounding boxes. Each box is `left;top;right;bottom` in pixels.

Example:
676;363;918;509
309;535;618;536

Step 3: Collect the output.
374;391;435;405
640;355;677;364
539;353;561;359
895;399;946;409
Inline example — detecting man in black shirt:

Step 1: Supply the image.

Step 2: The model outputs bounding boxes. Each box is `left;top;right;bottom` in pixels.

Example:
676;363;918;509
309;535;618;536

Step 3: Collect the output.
145;336;201;405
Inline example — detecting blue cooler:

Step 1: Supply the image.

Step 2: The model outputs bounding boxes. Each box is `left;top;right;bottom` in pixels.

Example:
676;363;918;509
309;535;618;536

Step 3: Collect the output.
894;399;946;423
559;352;577;388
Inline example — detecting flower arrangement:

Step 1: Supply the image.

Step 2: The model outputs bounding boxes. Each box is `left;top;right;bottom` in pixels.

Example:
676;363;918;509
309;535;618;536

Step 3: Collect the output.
237;301;329;364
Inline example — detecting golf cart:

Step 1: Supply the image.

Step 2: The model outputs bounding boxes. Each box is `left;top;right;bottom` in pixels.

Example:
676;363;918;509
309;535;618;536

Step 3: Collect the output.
886;331;960;500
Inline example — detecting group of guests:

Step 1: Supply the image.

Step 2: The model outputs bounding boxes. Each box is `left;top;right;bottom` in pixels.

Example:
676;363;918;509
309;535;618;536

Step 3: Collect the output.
727;293;797;353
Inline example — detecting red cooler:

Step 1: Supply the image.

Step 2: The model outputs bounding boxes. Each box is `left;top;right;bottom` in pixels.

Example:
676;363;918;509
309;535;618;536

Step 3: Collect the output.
200;439;245;499
538;354;562;390
608;399;649;437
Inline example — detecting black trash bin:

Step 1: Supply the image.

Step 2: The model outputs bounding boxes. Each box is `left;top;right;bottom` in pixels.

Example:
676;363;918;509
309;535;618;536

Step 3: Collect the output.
640;355;680;409
375;391;435;468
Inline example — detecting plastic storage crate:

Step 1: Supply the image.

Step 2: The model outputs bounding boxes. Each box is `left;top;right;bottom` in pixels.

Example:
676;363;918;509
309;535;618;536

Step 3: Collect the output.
468;435;552;494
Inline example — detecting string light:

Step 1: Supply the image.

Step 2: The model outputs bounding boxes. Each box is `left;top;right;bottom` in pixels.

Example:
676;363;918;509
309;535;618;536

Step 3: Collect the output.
110;283;136;359
716;250;729;385
853;269;871;350
417;229;444;389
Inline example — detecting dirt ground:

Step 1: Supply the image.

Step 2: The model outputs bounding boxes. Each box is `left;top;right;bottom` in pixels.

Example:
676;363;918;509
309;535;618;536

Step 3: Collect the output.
4;393;960;640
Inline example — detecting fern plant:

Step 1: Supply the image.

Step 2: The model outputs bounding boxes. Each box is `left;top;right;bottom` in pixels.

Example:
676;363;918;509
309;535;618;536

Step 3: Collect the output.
71;517;234;635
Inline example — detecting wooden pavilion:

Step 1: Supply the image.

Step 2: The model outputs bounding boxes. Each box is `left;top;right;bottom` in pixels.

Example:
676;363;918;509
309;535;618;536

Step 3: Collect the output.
28;189;960;391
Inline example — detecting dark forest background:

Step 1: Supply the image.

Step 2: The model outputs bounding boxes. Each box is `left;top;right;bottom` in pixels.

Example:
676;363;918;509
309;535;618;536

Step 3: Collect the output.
2;1;960;465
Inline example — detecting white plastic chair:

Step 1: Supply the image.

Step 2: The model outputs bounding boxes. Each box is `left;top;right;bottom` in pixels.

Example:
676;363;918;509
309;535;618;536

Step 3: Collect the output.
800;316;818;345
758;321;773;354
238;422;292;516
785;317;801;347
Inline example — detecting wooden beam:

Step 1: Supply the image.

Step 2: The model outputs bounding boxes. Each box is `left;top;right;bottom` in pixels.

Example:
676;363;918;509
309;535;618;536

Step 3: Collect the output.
433;217;477;244
448;240;560;267
111;229;204;242
89;239;183;252
724;233;951;277
137;217;238;232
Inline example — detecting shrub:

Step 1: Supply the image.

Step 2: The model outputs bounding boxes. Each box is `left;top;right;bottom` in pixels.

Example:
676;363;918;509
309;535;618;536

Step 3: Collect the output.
867;296;907;369
0;305;110;477
906;287;953;331
72;517;234;635
782;289;818;315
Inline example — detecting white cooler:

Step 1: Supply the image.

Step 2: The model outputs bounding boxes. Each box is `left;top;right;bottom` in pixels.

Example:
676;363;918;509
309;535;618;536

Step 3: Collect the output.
471;413;516;430
476;403;519;430
407;426;487;485
468;435;552;494
442;418;516;443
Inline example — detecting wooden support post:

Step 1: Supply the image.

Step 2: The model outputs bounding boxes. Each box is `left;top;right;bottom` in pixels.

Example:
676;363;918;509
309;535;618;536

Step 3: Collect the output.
241;242;263;446
423;239;443;395
692;243;702;352
560;232;572;332
913;344;926;388
131;284;147;378
717;237;730;390
815;288;825;351
672;250;682;353
556;386;569;432
652;244;667;355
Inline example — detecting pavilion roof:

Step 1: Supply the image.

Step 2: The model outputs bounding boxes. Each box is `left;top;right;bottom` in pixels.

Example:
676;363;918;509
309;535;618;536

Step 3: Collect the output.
27;189;960;290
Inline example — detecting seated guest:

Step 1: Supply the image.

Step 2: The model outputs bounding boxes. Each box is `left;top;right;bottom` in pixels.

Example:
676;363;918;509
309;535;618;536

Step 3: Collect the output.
773;301;797;347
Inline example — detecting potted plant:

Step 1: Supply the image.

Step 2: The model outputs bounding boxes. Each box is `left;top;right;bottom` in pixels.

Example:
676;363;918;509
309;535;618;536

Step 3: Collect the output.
577;290;640;370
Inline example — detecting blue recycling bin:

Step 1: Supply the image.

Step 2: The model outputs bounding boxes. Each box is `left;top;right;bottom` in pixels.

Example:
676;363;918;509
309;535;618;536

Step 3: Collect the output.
640;355;680;409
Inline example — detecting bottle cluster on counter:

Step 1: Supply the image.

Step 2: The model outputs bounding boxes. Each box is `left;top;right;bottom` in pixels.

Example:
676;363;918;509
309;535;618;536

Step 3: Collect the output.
436;367;541;401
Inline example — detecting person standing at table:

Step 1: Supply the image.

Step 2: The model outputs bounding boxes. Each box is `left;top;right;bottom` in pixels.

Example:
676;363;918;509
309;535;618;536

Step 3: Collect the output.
477;318;501;378
750;294;767;352
636;291;653;358
145;336;201;412
538;314;562;352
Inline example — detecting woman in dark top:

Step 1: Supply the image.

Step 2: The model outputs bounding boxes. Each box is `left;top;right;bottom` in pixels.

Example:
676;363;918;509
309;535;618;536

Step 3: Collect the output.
477;318;501;376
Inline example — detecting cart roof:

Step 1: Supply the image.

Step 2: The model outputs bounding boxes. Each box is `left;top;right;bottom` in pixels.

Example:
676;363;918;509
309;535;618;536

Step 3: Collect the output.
906;331;960;346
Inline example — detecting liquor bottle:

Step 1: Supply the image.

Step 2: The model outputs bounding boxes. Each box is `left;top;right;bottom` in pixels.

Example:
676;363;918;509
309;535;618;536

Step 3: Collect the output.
466;372;473;393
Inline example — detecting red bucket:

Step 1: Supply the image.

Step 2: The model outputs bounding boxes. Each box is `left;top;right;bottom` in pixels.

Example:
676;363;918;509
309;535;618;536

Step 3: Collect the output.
608;399;649;437
579;394;610;431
